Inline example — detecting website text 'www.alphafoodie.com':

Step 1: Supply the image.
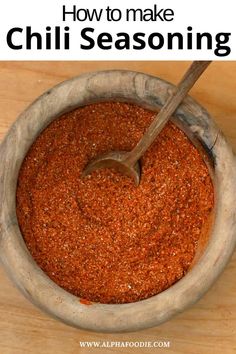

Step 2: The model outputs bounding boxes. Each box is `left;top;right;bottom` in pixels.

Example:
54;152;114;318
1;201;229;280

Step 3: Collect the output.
79;340;171;348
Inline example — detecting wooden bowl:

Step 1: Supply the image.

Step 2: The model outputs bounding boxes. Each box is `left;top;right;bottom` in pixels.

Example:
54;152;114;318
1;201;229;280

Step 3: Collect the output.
0;71;236;332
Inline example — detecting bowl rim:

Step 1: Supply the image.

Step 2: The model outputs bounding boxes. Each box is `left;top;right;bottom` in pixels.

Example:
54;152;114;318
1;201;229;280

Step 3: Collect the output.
0;69;236;332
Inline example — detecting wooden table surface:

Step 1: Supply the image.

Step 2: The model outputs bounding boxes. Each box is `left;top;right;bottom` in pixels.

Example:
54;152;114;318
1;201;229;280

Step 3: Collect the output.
0;62;236;354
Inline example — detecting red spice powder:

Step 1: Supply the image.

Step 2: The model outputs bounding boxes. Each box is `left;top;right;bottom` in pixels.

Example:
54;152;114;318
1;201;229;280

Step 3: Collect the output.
16;102;214;304
79;298;92;306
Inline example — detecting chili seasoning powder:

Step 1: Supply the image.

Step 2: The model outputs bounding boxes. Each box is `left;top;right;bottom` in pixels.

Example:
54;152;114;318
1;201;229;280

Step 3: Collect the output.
16;102;214;304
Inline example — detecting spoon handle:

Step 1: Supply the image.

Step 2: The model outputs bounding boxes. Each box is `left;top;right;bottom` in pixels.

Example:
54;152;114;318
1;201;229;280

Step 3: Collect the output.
124;61;211;166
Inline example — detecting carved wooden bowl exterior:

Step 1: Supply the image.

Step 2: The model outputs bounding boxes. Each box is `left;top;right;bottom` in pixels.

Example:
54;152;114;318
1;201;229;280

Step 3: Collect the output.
0;71;236;332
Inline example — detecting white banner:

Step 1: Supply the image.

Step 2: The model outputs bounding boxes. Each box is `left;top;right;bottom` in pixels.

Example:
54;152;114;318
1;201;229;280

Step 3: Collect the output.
0;0;235;60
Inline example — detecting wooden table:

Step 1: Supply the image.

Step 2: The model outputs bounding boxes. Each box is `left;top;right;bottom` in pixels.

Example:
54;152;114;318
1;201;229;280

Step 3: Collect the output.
0;62;235;354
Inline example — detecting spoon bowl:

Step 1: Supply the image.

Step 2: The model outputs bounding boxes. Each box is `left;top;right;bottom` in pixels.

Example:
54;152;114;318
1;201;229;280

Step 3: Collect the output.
82;151;141;186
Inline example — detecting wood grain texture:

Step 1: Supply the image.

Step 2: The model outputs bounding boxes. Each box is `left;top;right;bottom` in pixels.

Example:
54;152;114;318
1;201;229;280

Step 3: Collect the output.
0;61;236;353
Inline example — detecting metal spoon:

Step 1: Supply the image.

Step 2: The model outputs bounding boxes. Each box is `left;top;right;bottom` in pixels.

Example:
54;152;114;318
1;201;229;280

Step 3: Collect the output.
82;61;211;185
